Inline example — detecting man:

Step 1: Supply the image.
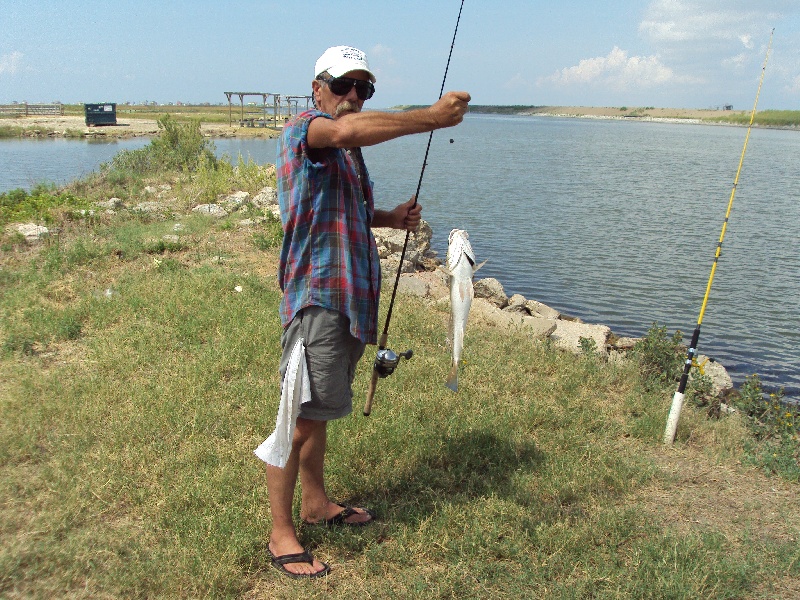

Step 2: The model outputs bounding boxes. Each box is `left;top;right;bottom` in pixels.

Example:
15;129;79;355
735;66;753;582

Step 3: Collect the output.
264;45;470;579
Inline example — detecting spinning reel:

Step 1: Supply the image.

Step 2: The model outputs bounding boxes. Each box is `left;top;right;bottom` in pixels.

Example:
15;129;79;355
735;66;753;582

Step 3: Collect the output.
363;345;413;416
373;347;413;378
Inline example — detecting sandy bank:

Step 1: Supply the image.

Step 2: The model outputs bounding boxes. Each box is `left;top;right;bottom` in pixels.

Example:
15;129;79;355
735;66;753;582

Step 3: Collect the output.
0;115;281;139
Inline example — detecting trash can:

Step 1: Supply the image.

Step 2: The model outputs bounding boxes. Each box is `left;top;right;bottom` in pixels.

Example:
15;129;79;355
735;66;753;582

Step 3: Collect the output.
84;103;117;126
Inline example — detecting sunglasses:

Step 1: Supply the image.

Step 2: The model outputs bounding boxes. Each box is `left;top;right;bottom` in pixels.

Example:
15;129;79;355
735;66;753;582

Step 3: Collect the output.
318;75;375;100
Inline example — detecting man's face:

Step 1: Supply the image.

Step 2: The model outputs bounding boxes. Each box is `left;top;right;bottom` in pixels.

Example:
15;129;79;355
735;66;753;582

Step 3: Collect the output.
313;70;371;118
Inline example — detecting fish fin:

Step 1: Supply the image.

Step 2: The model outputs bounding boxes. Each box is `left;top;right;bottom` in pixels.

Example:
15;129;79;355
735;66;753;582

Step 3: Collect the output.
473;259;488;273
445;364;458;392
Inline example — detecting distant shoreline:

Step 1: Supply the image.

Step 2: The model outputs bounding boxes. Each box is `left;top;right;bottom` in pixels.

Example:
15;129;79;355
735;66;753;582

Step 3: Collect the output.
396;104;747;120
398;105;800;130
2;105;798;139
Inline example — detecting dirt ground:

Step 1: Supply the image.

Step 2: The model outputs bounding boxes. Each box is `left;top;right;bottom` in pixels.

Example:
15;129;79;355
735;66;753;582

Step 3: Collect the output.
1;114;280;139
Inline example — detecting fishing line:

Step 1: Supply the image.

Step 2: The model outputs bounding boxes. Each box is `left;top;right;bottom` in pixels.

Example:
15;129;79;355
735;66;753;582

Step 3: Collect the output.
363;0;466;416
664;28;774;444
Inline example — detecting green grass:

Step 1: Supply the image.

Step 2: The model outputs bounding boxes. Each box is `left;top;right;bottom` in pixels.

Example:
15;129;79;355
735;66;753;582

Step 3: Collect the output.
0;125;26;139
706;109;800;127
1;133;798;598
3;226;798;598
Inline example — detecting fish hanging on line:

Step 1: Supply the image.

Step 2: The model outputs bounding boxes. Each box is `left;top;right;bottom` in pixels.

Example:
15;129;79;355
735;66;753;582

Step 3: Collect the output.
443;229;485;392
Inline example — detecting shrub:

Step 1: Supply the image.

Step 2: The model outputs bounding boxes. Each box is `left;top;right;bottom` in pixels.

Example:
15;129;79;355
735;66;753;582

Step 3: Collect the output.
0;185;90;226
735;375;798;441
631;322;684;387
734;375;800;480
108;114;217;177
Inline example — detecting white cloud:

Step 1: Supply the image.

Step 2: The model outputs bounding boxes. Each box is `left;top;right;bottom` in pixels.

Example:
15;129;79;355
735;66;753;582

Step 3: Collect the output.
722;52;749;69
639;0;780;44
538;47;688;90
0;51;24;76
635;0;795;103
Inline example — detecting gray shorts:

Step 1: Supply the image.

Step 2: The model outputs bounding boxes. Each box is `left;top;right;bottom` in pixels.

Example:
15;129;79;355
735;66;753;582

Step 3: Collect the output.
280;306;366;421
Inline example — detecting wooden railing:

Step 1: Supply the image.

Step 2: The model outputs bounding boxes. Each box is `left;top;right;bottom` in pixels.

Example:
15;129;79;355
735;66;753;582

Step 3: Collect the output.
0;103;64;116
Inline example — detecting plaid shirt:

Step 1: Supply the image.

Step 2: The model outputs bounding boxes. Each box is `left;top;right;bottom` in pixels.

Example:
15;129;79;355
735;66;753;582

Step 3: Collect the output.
276;109;381;344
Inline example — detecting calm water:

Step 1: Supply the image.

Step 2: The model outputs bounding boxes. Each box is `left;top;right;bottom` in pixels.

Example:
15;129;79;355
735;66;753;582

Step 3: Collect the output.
2;116;799;399
0;137;151;190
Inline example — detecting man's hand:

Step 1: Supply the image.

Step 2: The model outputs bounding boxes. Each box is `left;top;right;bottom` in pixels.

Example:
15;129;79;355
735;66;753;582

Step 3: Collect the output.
372;196;422;231
429;91;471;128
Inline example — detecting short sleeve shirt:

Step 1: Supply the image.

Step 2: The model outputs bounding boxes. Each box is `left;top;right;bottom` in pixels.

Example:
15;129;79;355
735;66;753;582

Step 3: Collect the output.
276;109;381;344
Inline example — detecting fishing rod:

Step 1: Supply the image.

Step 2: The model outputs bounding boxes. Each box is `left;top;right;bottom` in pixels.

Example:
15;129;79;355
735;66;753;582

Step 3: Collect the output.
363;0;466;416
664;28;774;445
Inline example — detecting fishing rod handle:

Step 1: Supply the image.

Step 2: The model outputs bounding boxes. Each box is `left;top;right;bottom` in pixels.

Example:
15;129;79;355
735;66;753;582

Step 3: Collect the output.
363;332;389;416
363;368;380;416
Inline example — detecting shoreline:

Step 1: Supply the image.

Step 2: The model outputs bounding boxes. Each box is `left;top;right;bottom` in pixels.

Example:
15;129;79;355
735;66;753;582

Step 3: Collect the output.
0;114;282;140
3;105;796;140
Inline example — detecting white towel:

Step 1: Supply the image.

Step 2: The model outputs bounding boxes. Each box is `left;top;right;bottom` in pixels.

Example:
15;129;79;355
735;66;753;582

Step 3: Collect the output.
253;338;311;468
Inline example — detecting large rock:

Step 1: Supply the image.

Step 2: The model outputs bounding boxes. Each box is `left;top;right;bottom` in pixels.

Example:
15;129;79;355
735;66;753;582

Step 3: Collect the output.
550;320;612;356
693;354;733;394
469;298;556;338
221;191;249;207
252;186;278;208
373;219;433;272
192;204;228;218
14;223;49;242
133;201;167;213
94;197;124;210
474;277;509;309
525;299;561;320
396;270;449;300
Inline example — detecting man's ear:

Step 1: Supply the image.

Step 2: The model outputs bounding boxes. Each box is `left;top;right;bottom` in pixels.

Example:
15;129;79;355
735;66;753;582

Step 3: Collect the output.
311;80;323;109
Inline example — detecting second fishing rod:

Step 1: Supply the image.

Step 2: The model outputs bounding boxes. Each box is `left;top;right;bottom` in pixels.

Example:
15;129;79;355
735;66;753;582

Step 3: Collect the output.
664;28;775;444
363;0;466;416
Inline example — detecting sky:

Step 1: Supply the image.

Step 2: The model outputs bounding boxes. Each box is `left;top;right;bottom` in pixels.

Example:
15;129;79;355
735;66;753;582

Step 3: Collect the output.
1;0;799;111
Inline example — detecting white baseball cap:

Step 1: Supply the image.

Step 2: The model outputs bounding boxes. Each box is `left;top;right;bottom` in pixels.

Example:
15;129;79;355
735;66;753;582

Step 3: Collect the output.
314;46;376;83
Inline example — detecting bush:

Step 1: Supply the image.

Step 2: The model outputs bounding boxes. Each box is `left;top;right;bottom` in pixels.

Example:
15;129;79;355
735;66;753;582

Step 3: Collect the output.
631;322;684;387
108;114;217;177
0;184;90;226
735;375;798;441
734;375;800;480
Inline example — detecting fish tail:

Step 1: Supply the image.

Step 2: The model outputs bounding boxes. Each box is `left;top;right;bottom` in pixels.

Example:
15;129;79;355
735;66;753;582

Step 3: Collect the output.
445;363;458;392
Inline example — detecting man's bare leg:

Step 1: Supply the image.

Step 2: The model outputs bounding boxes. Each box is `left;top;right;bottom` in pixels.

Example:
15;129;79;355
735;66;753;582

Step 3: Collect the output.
265;417;328;577
297;419;374;525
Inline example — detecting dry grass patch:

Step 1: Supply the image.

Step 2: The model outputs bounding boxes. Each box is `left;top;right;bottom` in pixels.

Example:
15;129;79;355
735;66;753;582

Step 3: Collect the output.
638;447;800;545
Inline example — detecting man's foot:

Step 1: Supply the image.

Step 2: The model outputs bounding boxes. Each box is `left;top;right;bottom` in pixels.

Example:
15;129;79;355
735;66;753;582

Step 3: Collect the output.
303;502;376;527
268;542;329;579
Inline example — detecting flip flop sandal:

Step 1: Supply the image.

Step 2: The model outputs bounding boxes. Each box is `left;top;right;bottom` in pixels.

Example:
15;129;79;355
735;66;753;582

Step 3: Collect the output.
268;549;330;580
304;503;376;527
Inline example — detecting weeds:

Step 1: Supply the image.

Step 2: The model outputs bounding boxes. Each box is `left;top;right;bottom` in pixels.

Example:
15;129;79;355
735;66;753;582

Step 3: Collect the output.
0;184;91;227
631;322;684;388
107;114;216;178
578;335;598;356
731;375;800;481
251;218;283;251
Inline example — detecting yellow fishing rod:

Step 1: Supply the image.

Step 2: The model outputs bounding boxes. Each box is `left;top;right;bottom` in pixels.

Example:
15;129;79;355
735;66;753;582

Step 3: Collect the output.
664;28;775;445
